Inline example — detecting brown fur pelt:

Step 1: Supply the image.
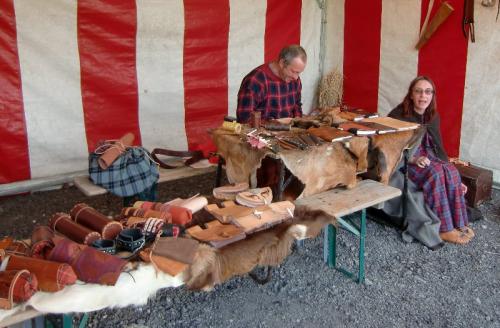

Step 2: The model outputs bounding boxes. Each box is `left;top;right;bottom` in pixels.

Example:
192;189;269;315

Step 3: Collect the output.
315;107;347;126
279;136;369;197
365;128;424;184
183;206;335;291
211;129;268;185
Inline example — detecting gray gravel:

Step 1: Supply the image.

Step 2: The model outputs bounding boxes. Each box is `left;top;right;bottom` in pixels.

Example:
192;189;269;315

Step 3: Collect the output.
1;174;499;328
86;190;500;328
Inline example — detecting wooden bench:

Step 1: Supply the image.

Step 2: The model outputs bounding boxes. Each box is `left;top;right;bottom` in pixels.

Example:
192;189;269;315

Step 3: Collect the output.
74;165;216;197
295;179;401;283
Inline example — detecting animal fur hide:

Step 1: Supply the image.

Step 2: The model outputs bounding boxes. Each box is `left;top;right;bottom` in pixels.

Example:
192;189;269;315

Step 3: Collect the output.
0;263;185;319
365;128;423;184
184;206;336;291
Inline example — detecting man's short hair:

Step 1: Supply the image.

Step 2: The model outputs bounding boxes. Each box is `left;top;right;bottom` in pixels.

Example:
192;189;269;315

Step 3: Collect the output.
279;45;307;66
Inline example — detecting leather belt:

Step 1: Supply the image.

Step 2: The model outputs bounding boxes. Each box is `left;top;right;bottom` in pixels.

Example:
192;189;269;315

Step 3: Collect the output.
151;148;204;169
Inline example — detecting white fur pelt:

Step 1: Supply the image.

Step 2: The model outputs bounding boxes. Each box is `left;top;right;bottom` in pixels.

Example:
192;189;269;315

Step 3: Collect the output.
29;263;183;314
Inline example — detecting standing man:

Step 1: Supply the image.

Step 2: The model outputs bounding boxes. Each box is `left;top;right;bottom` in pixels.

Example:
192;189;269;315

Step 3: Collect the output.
236;45;307;123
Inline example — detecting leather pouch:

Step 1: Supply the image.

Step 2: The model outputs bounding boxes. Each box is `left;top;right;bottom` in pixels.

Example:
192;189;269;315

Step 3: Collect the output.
70;203;123;240
235;187;273;207
3;254;77;292
0;270;38;309
204;201;267;223
213;182;249;200
231;201;295;234
49;213;101;245
48;237;127;286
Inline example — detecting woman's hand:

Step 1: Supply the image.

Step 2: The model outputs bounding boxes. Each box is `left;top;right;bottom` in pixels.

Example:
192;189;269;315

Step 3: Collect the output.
461;183;468;195
412;156;431;168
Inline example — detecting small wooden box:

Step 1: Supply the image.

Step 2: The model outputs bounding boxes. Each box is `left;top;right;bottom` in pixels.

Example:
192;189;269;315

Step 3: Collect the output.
454;163;493;208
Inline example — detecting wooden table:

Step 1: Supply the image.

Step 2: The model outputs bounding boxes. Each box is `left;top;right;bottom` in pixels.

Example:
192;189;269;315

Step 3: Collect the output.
294;179;401;283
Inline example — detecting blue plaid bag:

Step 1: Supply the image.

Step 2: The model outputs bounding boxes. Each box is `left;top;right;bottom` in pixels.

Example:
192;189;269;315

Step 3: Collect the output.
89;147;159;197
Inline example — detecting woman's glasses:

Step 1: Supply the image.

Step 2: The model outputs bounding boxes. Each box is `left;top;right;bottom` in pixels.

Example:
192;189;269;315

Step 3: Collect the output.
413;88;434;95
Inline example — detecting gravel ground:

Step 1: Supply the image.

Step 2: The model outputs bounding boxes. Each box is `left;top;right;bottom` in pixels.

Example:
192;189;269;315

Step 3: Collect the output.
1;172;499;328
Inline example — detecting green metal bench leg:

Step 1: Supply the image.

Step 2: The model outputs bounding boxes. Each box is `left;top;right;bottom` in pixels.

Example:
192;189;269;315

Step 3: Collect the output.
358;209;366;283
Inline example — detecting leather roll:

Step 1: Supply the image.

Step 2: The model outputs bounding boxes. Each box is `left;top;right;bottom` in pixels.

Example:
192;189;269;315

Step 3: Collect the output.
49;213;101;245
97;132;134;169
30;225;55;258
0;270;38;309
121;207;172;222
70;203;123;240
48;237;127;286
4;254;77;292
133;201;192;225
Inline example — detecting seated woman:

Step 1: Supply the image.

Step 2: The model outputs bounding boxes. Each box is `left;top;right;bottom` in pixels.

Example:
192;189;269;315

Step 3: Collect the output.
383;76;474;247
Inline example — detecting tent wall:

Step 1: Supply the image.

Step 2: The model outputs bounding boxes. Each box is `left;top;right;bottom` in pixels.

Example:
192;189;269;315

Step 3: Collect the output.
1;0;499;188
324;0;500;183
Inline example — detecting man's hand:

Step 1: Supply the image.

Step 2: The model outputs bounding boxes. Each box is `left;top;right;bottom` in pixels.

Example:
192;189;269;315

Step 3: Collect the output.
461;183;468;195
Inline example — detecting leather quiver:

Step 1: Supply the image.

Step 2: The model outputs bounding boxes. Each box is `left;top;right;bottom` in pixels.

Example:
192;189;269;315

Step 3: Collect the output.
97;132;134;169
70;203;123;240
30;225;55;258
49;213;101;245
3;254;77;292
0;237;30;257
48;237;127;286
0;270;38;309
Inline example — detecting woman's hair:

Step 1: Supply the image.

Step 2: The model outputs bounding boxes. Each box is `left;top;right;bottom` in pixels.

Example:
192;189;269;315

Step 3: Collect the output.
401;76;437;123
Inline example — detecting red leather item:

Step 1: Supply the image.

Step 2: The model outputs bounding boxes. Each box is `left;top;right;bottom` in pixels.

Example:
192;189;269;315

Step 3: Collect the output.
4;254;77;292
70;203;123;240
0;270;38;309
97;133;134;169
30;225;55;258
48;237;127;286
166;206;192;225
49;213;101;245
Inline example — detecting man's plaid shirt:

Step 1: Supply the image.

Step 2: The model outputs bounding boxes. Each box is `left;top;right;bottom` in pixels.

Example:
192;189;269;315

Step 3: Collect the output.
236;64;302;123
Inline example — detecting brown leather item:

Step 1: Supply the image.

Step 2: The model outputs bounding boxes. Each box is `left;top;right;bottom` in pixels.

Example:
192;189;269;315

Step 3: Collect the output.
30;225;55;258
152;237;199;264
49;213;101;245
151;148;204;169
308;126;353;142
263;122;291;131
48;237;127;286
205;201;268;223
186;221;246;248
4;254;77;292
0;237;30;257
140;248;188;276
463;0;475;42
454;163;493;208
231;201;295;234
97;132;135;169
0;270;38;309
70;203;123;240
415;1;454;49
121;207;172;222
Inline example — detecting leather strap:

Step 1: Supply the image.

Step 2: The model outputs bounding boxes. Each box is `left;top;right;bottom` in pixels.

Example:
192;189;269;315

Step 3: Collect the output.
151;148;204;169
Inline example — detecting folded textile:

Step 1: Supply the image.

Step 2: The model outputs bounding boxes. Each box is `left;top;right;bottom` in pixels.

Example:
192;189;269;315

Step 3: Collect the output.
3;254;77;292
186;221;246;248
49;213;101;245
70;203;123;240
96;132;135;170
213;182;249;200
0;270;38;309
231;201;295;234
235;187;273;207
48;237;127;286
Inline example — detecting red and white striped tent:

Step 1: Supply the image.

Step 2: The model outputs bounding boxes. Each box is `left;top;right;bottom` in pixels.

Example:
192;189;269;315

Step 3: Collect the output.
1;0;499;192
